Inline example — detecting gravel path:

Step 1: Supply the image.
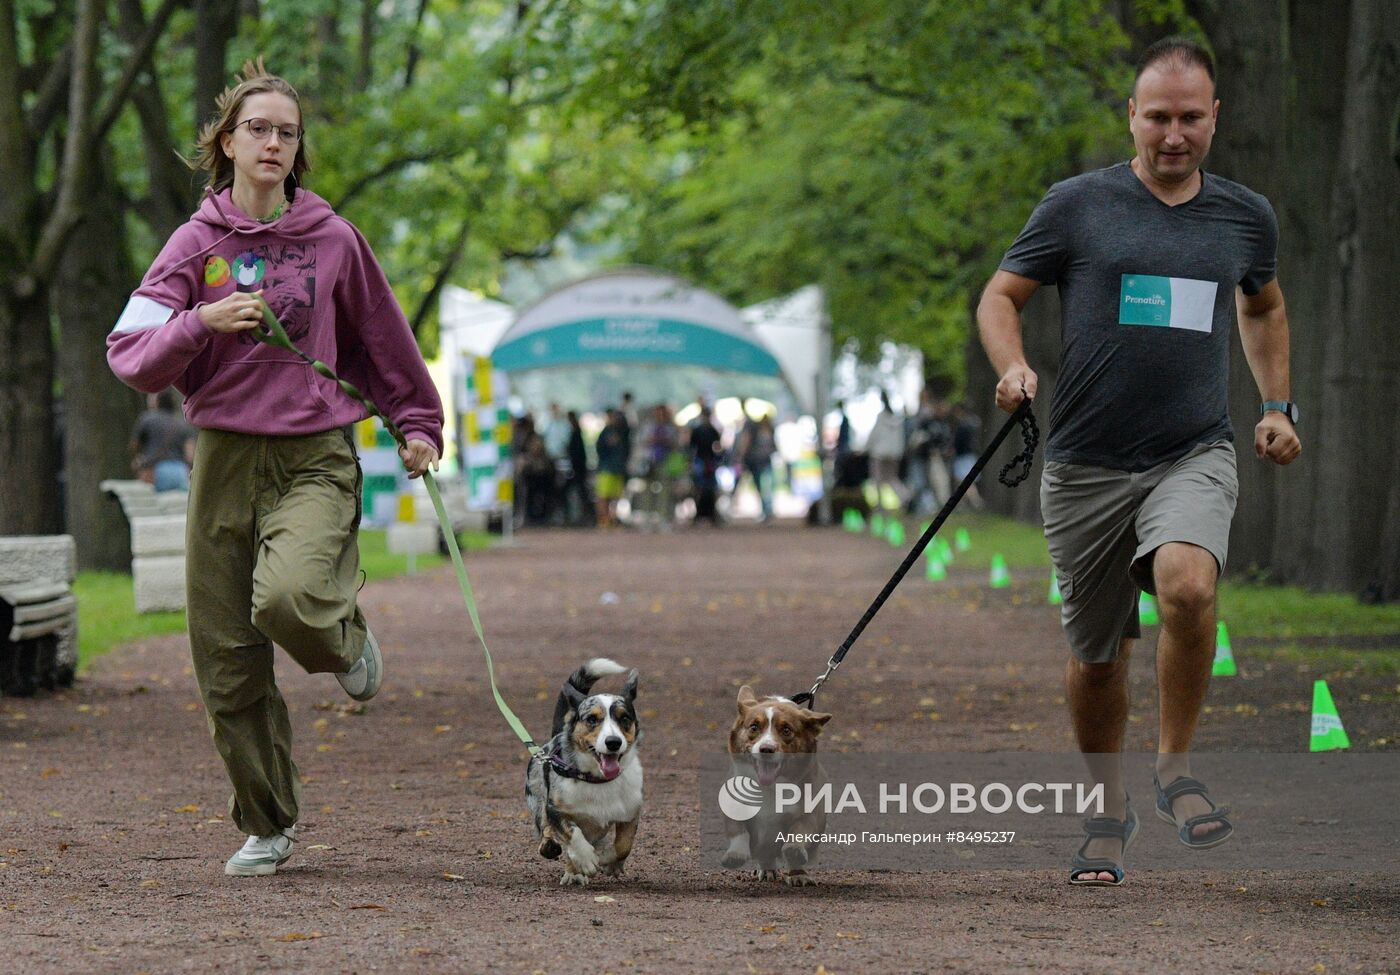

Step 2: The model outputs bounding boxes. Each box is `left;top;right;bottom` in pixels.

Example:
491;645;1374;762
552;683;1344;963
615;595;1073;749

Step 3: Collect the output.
2;522;1396;973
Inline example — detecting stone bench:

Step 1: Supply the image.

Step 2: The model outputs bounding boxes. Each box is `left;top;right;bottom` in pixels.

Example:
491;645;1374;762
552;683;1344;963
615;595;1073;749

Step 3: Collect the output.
0;536;77;695
101;479;188;613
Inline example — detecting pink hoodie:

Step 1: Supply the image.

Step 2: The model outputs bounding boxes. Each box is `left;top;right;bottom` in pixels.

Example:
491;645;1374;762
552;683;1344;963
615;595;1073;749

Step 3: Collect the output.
108;188;443;453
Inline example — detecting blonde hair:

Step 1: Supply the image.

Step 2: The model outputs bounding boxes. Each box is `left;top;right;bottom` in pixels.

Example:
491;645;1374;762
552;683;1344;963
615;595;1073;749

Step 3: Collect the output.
190;58;310;195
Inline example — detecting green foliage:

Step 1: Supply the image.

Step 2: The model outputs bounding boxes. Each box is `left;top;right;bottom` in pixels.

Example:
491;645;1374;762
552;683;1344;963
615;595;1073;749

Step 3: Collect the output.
580;0;1135;379
914;512;1400;650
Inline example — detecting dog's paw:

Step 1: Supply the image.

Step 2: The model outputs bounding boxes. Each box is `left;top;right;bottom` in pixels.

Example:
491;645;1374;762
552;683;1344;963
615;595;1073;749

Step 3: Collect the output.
559;870;591;887
721;835;751;869
750;867;781;882
783;870;816;887
568;843;600;877
780;842;809;869
599;861;625;878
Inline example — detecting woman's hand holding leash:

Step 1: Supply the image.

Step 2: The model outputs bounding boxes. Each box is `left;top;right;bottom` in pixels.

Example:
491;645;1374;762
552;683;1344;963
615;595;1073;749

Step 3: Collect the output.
199;291;267;333
995;365;1038;413
400;439;440;479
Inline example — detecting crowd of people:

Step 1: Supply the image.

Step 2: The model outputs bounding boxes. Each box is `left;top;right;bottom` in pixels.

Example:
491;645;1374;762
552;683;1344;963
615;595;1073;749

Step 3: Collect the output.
509;394;781;530
832;390;986;516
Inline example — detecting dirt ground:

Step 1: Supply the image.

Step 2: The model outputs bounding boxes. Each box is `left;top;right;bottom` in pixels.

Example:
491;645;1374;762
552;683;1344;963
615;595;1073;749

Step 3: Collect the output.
2;522;1397;974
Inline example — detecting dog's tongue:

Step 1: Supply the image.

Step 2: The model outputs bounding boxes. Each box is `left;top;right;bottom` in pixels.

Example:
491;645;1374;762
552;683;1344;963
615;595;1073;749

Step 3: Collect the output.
597;754;621;780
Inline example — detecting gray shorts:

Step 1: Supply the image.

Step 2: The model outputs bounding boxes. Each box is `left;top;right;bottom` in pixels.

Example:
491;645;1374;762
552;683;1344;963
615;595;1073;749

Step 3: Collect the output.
1040;440;1238;664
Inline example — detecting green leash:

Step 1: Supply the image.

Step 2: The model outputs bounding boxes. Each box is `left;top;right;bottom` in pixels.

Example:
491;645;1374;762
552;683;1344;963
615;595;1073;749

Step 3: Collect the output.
254;299;542;757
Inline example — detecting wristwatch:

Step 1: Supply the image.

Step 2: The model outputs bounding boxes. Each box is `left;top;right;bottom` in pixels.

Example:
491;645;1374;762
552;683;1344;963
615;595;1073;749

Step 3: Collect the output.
1261;400;1299;425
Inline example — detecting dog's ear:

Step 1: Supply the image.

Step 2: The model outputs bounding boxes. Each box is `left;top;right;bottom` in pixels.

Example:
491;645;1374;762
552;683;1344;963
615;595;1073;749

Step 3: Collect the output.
563;681;586;709
737;684;758;712
623;669;639;702
802;709;833;729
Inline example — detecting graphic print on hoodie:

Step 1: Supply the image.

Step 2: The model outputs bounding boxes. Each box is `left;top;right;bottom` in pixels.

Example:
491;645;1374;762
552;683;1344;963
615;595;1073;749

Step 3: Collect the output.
108;188;443;452
214;243;318;342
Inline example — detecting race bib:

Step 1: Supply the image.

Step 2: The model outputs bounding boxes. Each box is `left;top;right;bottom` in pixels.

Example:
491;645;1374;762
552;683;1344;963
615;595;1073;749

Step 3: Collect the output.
1119;275;1218;332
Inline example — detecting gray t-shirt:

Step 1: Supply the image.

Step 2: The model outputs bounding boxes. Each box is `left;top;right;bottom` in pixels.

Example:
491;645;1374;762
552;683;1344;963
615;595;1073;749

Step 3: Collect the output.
1000;161;1278;472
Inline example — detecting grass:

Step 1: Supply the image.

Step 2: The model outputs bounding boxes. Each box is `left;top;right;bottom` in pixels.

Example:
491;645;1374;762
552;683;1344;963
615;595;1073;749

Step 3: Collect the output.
876;509;1400;670
72;527;493;670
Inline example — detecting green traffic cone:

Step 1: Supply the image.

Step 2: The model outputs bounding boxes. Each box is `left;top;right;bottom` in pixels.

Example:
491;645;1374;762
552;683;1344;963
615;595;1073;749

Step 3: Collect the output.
1212;620;1237;677
925;552;947;581
1309;679;1350;751
988;553;1011;589
888;520;906;546
1139;592;1159;626
955;527;971;552
1048;571;1062;605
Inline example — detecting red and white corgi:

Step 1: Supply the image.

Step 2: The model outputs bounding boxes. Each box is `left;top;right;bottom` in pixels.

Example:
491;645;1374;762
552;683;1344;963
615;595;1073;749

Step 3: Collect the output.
722;685;832;886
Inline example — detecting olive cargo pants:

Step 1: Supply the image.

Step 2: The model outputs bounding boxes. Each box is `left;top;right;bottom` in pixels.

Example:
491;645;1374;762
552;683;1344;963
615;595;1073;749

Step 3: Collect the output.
186;428;367;837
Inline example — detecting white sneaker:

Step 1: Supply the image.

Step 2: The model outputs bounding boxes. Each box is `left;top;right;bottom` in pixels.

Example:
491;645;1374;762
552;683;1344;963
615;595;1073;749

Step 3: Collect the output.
336;627;382;701
225;827;296;876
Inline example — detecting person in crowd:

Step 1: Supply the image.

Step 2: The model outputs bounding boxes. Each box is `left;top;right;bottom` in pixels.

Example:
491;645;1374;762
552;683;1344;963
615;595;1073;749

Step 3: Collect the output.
593;407;629;528
644;403;682;530
951;402;984;509
687;400;724;526
560;409;594;526
907;389;953;513
130;388;195;492
736;402;779;522
866;391;909;512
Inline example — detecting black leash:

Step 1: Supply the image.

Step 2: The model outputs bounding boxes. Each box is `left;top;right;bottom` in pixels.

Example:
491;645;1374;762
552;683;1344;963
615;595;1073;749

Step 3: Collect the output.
791;397;1039;708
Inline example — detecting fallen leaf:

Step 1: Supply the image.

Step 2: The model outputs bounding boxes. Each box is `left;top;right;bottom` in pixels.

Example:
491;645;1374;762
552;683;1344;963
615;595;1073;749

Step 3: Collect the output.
273;931;323;942
174;804;200;814
40;768;60;779
593;895;616;903
349;904;386;910
140;880;160;888
442;873;465;881
434;725;452;734
306;844;331;851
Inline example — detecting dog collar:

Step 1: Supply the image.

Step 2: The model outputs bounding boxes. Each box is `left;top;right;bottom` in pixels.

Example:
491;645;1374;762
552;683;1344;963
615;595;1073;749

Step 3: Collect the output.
543;748;613;784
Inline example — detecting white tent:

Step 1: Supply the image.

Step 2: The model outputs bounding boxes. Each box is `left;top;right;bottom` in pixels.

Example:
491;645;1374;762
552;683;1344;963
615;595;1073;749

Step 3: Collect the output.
740;284;828;416
440;271;829;417
438;285;514;363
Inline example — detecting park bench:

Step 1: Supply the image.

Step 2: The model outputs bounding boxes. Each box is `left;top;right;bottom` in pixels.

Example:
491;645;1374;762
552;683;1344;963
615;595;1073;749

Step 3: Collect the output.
100;479;188;613
0;535;78;696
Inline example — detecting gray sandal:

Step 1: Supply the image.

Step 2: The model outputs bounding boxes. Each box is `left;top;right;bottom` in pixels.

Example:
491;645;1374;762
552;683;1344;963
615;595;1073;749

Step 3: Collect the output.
1069;804;1139;887
1154;772;1234;850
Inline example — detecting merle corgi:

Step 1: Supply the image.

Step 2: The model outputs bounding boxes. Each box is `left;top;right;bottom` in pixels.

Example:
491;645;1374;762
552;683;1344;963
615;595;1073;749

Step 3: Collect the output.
525;659;643;886
722;685;832;886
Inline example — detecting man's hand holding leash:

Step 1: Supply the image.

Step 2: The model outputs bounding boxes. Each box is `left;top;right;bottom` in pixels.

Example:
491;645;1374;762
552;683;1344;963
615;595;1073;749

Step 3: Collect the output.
995;366;1038;414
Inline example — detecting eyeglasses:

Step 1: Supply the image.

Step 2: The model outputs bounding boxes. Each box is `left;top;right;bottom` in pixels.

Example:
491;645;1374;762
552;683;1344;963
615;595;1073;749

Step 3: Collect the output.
234;117;303;145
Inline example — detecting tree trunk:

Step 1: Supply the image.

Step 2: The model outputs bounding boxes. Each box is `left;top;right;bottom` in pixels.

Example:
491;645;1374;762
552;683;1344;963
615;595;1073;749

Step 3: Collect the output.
0;292;62;534
1314;0;1400;595
55;151;143;571
1265;0;1350;583
194;0;237;132
1191;0;1289;579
